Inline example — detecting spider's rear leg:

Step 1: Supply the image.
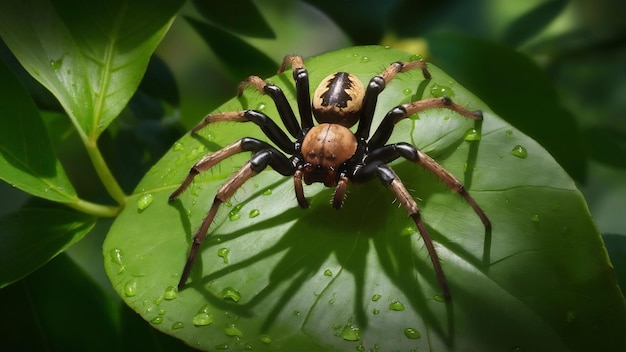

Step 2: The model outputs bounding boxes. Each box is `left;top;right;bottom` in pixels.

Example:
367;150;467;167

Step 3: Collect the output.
175;147;295;289
169;138;274;201
375;164;451;300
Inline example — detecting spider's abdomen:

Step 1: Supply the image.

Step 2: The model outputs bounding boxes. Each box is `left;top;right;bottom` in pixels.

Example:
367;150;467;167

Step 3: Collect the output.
312;72;365;128
300;123;357;187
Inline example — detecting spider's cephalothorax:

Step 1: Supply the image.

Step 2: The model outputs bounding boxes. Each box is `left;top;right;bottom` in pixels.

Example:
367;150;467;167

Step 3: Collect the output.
169;54;492;300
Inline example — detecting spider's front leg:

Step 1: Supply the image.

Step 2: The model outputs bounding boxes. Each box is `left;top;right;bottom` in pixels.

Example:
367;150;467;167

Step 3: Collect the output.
169;142;295;289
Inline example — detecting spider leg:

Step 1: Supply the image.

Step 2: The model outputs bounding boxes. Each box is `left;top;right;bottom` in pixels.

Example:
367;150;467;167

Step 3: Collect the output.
356;59;431;140
238;75;302;138
279;55;314;131
177;147;296;289
191;110;296;154
368;97;483;148
293;169;308;208
366;142;491;229
169;137;275;201
374;163;451;300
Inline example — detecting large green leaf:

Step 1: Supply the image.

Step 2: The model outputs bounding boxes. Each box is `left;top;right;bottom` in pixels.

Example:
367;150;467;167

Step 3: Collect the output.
0;57;77;203
0;0;183;140
104;46;626;351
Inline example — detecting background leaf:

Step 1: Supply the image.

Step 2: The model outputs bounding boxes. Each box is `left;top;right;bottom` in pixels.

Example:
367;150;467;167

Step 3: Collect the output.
426;32;587;182
0;203;96;288
104;46;626;351
0;0;183;140
0;58;77;203
192;0;275;39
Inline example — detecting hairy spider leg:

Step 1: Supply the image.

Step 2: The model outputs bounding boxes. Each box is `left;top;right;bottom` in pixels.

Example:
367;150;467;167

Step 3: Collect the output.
355;59;431;141
368;97;484;148
238;75;302;138
190;110;296;154
171;144;295;289
279;55;314;130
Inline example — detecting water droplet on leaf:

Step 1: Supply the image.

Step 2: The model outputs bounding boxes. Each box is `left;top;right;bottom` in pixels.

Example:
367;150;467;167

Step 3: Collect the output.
224;323;243;337
260;335;272;344
151;316;163;325
360;56;371;63
124;280;137;297
137;193;153;210
464;128;481;141
172;322;184;330
389;301;405;311
218;248;230;264
164;286;178;300
404;327;421;339
249;209;260;218
371;294;381;302
430;84;455;98
510;145;528;158
222;287;241;302
341;324;360;341
324;269;333;276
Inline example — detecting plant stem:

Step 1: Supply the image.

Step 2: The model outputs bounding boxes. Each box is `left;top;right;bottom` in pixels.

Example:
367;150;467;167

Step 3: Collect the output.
66;199;120;218
84;139;127;206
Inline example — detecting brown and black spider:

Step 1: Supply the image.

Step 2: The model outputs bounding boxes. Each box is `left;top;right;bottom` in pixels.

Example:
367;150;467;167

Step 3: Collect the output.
169;54;491;300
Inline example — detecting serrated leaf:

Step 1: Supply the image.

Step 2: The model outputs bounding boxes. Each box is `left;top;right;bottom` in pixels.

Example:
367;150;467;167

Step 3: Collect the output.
0;58;77;203
104;46;626;351
0;205;96;288
0;0;183;140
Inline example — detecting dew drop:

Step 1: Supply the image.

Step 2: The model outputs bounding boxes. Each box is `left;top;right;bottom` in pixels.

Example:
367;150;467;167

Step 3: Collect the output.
341;324;361;341
172;321;184;330
531;214;540;223
409;54;423;61
430;84;455;98
389;301;405;311
222;287;241;302
262;188;272;195
163;286;178;300
372;308;380;315
137;193;153;210
229;213;241;221
432;294;446;302
49;58;63;70
292;310;301;316
217;248;230;264
404;327;421;339
110;248;123;266
360;56;371;63
256;102;266;111
215;343;229;350
173;142;184;151
464;128;482;141
510;145;528;158
124;280;137;297
151;316;163;325
371;294;381;302
505;129;514;137
248;209;260;218
323;269;333;277
192;305;214;326
357;344;365;351
224;323;243;337
400;226;416;236
402;88;413;96
260;335;272;344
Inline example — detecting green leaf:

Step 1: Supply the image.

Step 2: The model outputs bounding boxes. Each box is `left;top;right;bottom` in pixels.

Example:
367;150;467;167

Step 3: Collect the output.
185;16;277;79
192;0;276;39
0;58;77;203
426;32;588;182
104;46;626;351
0;0;183;140
0;204;96;288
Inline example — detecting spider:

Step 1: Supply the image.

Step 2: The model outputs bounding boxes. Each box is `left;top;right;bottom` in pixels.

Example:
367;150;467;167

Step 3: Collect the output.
169;54;491;300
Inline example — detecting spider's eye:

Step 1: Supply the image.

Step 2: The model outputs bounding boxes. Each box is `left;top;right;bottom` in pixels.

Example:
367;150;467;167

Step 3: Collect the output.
312;72;365;128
